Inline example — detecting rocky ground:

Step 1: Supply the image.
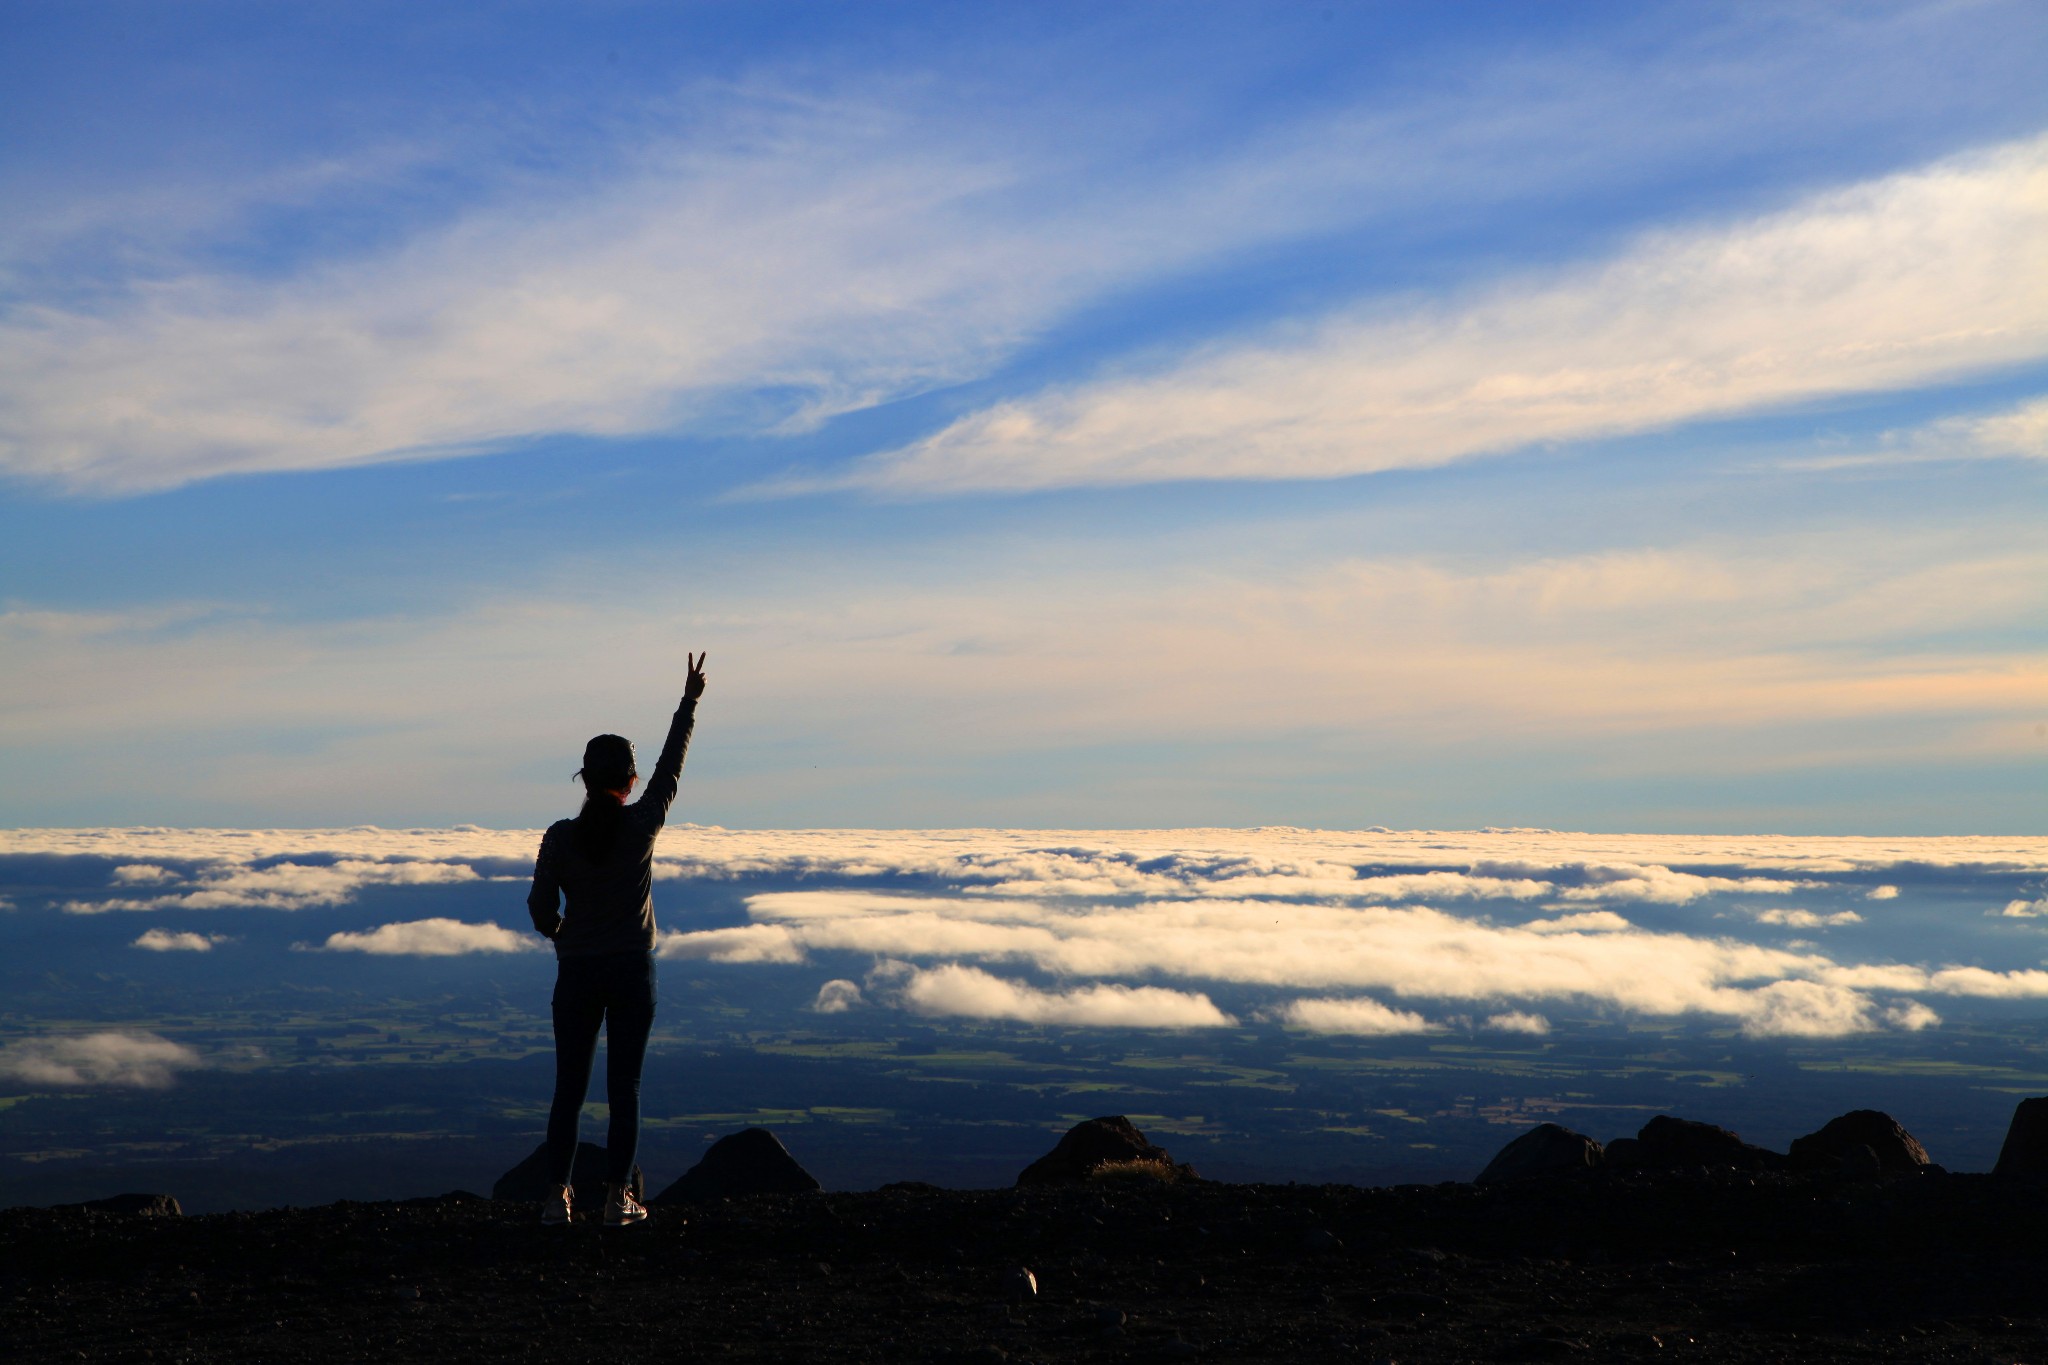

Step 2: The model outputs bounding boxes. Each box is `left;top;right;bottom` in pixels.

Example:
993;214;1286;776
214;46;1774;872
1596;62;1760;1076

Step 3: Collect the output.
8;1168;2048;1363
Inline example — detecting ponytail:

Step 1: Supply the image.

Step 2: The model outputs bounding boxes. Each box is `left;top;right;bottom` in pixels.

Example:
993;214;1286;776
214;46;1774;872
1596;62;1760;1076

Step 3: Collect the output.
573;776;629;859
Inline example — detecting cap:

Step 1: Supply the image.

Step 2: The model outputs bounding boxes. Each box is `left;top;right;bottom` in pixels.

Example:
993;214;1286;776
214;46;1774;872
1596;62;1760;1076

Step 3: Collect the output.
577;733;637;786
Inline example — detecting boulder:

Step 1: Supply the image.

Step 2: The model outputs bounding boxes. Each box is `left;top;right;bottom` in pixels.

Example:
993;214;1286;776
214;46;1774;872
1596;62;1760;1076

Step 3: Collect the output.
60;1193;181;1216
1994;1097;2048;1176
1475;1123;1603;1185
1789;1110;1930;1172
651;1127;820;1205
491;1141;642;1206
1015;1115;1198;1187
1602;1137;1643;1169
397;1190;488;1208
1634;1115;1784;1171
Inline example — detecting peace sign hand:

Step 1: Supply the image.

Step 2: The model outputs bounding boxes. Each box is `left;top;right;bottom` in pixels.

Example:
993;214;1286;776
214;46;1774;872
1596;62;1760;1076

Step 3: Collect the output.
684;651;709;703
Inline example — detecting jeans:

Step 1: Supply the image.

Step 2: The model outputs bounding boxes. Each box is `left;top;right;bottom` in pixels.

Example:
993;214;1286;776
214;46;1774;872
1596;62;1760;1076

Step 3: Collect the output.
545;949;656;1189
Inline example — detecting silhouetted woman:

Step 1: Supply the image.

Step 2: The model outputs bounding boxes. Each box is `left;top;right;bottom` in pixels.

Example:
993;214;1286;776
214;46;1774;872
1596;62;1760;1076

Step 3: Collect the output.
526;652;707;1226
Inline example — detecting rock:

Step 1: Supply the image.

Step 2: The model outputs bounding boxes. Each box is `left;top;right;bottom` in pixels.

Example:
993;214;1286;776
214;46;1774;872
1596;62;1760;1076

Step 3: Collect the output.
1602;1137;1643;1168
1004;1267;1038;1300
61;1193;181;1216
1789;1110;1930;1172
491;1142;642;1207
1015;1115;1198;1186
1633;1116;1784;1172
1475;1122;1604;1184
1301;1227;1343;1253
398;1190;487;1208
651;1127;820;1204
1994;1097;2048;1176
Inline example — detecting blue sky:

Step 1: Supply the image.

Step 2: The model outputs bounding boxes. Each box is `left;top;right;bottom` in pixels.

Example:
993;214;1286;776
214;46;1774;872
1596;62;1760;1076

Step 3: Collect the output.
1;1;2044;831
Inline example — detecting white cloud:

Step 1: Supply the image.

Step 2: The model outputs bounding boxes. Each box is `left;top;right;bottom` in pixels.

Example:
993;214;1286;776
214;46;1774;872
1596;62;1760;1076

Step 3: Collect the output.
1280;996;1436;1036
1523;863;1821;905
811;979;863;1013
1961;395;2048;460
0;1030;203;1088
1754;908;1864;928
896;964;1234;1029
63;857;482;914
111;864;175;883
1521;911;1635;934
1787;394;2048;472
1921;967;2048;1000
131;928;226;952
2000;897;2048;918
314;918;537;956
1866;885;1900;900
1724;980;1880;1039
657;924;806;965
1484;1012;1551;1035
1887;1001;1942;1031
836;134;2048;494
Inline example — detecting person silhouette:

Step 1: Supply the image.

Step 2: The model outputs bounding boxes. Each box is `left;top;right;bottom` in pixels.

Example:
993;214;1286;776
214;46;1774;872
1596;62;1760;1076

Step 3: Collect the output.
526;652;707;1226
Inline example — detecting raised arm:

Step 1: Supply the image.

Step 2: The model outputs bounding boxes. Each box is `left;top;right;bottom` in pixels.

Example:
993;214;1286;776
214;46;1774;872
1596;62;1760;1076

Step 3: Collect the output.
635;651;707;820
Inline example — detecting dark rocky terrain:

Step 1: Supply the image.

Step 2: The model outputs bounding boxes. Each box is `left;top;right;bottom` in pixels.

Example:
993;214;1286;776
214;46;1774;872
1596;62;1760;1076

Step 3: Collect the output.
10;1165;2048;1363
13;1108;2048;1364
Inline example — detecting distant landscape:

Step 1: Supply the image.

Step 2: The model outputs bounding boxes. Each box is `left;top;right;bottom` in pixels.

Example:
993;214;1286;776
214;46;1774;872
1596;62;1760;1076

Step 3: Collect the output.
6;826;2047;1212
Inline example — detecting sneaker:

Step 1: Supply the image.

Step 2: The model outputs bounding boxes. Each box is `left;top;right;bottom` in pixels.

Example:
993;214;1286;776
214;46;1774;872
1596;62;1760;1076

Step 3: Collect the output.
540;1184;572;1226
604;1187;649;1228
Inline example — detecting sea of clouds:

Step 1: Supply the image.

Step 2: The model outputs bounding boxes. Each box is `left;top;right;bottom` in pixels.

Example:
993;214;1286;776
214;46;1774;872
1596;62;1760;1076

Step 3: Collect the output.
9;827;2048;1067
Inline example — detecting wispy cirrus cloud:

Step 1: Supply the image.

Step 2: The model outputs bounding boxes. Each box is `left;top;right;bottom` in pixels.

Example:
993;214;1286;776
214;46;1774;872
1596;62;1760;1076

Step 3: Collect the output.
1781;393;2048;472
0;80;1391;493
7;4;2041;496
827;134;2048;496
0;1030;204;1088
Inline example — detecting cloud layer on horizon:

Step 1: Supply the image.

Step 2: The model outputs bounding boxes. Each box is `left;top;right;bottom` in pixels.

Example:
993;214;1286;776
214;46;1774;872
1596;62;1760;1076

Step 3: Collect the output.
14;824;2040;1041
